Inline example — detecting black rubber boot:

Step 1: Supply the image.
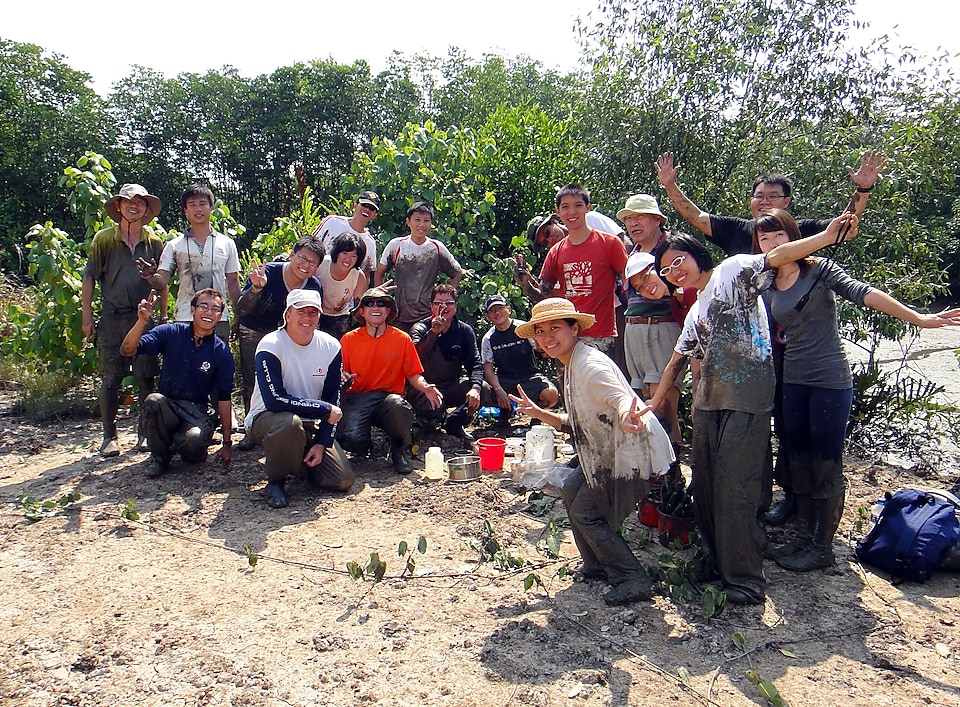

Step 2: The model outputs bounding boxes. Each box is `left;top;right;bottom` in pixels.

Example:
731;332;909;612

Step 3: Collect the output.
766;494;815;560
777;494;843;572
765;491;797;526
390;443;412;475
265;480;288;508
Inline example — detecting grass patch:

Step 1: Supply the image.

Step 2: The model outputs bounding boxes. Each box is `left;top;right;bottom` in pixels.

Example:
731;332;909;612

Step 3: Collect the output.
0;356;95;420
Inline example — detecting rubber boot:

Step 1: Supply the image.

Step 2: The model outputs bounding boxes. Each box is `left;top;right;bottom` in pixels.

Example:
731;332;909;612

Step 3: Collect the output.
100;389;120;457
767;494;815;560
777;494;844;572
765;491;797;526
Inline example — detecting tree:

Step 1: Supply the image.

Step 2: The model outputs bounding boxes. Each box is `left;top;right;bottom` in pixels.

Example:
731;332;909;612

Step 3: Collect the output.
340;121;500;326
0;40;113;272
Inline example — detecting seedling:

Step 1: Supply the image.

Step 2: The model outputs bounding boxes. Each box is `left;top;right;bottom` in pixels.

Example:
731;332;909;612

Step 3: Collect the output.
119;498;139;521
17;486;81;522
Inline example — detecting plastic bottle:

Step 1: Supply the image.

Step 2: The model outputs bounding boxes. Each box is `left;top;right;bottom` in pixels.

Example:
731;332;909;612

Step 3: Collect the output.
424;447;446;480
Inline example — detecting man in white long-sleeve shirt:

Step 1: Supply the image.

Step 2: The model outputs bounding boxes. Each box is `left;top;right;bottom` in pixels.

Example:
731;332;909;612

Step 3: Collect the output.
245;289;354;508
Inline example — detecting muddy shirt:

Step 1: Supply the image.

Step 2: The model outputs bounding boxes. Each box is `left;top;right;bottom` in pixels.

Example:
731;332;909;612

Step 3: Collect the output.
561;341;675;525
84;224;165;315
379;236;461;324
675;254;775;413
764;258;872;389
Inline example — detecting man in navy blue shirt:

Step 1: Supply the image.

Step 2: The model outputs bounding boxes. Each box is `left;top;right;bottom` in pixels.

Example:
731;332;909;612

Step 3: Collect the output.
409;284;483;440
121;288;236;478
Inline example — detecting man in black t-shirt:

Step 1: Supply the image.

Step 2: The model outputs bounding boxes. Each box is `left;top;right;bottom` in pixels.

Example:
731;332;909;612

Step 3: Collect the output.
654;150;886;256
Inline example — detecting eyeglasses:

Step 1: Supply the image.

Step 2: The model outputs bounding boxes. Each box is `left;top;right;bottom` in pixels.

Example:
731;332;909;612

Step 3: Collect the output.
432;301;456;307
194;303;224;313
751;193;786;202
659;255;686;278
294;252;321;268
363;300;390;308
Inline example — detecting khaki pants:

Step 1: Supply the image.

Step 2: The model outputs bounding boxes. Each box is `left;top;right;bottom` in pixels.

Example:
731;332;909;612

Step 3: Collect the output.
249;411;353;490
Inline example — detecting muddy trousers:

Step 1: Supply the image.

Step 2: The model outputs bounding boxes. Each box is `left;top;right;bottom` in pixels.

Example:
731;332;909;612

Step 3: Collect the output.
561;469;645;585
692;408;768;602
141;394;217;464
337;391;414;454
249;411;354;490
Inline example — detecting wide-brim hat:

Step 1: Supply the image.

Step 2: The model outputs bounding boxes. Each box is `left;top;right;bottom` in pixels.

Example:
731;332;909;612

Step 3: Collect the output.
105;183;162;223
351;286;398;324
515;298;596;339
625;251;656;280
616;194;666;224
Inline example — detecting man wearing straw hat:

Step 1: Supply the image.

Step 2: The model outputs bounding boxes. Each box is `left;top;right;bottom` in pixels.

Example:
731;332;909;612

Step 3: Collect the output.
511;298;675;606
82;184;167;458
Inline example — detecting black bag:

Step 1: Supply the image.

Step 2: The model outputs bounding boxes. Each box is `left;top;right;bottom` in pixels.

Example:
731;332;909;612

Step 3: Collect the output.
855;488;960;584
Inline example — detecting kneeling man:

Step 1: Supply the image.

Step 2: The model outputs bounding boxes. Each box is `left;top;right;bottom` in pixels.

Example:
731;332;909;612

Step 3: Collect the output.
120;288;235;478
246;289;354;508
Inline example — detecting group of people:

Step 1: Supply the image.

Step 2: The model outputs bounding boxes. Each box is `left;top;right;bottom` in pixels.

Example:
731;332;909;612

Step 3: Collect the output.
83;149;960;606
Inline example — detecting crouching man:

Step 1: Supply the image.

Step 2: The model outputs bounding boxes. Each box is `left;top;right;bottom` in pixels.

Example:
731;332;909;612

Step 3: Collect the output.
245;289;354;509
337;288;443;474
120;288;235;478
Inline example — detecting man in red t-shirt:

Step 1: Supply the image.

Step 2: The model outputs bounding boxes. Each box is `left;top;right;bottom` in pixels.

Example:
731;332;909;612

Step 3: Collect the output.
539;184;629;356
337;287;442;474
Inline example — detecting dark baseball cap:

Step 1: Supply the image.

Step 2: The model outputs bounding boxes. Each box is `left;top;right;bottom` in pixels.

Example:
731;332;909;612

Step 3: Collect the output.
357;190;381;210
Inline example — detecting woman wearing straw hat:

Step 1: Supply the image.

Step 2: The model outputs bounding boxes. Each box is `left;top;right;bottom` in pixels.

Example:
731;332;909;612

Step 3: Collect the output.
511;298;675;605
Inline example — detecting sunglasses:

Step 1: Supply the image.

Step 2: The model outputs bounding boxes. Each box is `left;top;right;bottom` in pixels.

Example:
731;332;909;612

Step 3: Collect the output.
363;300;391;308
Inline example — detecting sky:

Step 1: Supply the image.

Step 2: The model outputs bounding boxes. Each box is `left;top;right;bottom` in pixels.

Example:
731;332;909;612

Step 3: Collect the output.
3;0;954;95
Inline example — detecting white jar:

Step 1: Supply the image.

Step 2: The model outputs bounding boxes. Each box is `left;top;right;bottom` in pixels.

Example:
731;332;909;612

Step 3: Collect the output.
525;425;554;463
424;447;446;480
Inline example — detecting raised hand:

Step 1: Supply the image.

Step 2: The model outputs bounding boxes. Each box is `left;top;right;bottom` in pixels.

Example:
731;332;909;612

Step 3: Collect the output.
621;397;653;434
136;257;158;279
655;152;680;188
248;259;267;290
847;150;887;190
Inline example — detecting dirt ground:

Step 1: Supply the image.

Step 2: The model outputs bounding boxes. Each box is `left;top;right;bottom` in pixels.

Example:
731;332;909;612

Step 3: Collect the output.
2;330;959;706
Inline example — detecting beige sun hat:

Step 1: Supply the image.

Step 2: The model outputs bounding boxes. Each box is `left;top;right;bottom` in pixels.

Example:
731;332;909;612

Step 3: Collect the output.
105;183;162;223
616;194;666;224
515;298;596;339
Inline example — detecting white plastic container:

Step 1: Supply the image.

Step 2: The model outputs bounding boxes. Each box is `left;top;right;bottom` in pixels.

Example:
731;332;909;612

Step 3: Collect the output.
525;425;555;463
424;447;446;480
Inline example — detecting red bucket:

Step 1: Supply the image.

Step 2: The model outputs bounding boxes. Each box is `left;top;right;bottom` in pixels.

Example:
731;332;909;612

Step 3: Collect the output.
476;438;507;472
638;500;660;528
658;512;694;547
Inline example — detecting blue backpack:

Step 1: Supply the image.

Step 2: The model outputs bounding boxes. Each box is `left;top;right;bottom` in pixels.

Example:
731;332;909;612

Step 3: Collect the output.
856;488;960;584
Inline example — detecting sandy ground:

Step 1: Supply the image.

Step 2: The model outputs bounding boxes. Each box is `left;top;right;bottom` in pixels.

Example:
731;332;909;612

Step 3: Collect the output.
1;328;959;706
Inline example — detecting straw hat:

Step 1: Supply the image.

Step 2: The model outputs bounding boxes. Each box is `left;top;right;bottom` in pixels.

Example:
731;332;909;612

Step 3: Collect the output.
515;298;596;338
105;183;162;223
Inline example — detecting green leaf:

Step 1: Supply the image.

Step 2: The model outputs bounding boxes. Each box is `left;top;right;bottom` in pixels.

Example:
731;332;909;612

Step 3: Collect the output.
417;535;427;554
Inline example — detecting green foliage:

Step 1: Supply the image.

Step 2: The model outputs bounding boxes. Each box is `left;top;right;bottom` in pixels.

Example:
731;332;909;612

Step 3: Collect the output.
0;40;113;272
346;536;427;583
469;519;528;570
249;187;326;261
2;153;120;376
4;222;93;374
60;152;115;240
242;544;259;569
17;486;81;522
119;498;140;521
342;120;500;327
745;669;786;707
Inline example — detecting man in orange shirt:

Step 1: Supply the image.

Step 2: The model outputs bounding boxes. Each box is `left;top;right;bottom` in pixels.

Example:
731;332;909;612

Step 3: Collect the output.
337;288;442;474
